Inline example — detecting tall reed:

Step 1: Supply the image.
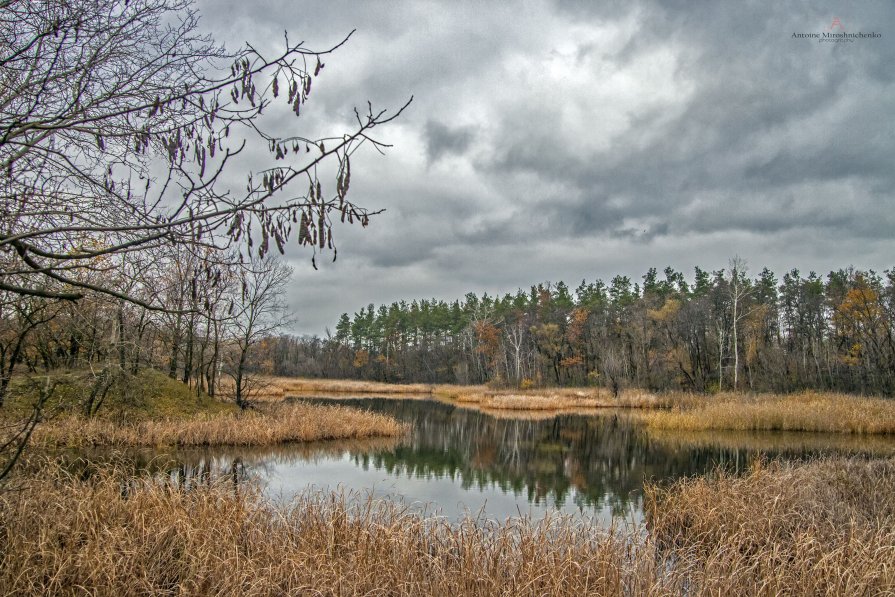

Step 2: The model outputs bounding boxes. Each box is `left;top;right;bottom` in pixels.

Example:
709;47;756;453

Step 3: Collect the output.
29;402;406;448
642;391;895;434
2;458;893;595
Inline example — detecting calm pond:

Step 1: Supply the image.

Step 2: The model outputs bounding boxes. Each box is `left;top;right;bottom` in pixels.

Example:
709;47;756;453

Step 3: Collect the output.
79;397;895;524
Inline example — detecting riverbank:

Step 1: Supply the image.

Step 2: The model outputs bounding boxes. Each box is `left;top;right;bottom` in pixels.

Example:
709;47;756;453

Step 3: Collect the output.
264;376;677;409
268;377;895;434
437;385;675;410
1;457;891;595
28;402;406;448
247;376;438;400
2;370;405;448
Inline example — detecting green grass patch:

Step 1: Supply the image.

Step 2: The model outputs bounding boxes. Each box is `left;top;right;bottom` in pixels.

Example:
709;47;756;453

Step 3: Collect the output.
3;368;236;421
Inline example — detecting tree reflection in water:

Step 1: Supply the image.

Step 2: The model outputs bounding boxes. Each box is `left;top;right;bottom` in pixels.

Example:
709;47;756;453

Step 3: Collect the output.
52;398;895;522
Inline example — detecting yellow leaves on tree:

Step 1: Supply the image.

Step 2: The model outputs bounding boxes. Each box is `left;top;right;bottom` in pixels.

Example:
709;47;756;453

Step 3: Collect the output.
352;349;369;369
474;321;502;372
834;283;886;367
647;299;681;323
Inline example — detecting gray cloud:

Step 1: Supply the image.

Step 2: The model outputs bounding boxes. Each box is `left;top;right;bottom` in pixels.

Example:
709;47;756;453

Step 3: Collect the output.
424;120;476;163
197;0;895;334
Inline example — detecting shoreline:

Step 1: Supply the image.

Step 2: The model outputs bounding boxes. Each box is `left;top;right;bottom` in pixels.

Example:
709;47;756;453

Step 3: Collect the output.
269;377;895;434
23;402;407;449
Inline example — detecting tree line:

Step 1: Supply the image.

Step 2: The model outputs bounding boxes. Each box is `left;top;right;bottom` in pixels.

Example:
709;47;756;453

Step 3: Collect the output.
255;260;895;395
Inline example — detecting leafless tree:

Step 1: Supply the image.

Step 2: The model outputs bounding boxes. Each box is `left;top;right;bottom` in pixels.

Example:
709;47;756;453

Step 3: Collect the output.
728;256;755;391
223;253;291;409
0;0;410;310
0;0;409;481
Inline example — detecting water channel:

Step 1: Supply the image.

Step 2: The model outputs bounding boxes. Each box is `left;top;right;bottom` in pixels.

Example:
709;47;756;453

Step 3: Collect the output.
73;397;895;524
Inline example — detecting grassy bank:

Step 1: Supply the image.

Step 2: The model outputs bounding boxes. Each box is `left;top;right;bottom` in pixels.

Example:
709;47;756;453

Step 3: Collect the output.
1;458;892;595
27;402;406;448
3;370;406;448
3;368;236;419
273;376;672;409
641;391;895;434
646;427;895;455
259;376;895;432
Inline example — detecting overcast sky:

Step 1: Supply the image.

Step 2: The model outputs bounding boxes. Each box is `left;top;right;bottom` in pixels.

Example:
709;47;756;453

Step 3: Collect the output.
198;0;894;336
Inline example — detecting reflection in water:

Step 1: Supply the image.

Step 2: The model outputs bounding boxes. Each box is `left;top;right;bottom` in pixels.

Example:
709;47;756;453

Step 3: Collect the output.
60;397;895;522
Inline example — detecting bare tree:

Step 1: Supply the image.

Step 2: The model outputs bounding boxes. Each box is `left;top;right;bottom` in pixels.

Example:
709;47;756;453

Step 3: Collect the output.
0;0;410;309
223;253;291;409
0;291;60;405
728;256;755;391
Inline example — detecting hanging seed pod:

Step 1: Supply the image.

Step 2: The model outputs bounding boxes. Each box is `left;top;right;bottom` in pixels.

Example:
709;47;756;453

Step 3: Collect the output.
298;212;310;244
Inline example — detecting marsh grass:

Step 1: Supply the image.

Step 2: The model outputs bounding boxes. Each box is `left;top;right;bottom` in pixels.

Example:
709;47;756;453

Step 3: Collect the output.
647;427;895;455
27;402;406;448
262;376;436;398
642;391;895;434
439;386;674;410
0;464;653;596
2;458;894;595
644;458;895;594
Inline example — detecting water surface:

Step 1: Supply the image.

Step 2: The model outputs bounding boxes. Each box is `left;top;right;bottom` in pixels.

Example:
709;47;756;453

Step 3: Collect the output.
74;397;895;523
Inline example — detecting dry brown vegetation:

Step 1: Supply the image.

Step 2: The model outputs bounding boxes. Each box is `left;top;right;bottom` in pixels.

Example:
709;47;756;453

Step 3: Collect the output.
28;402;406;448
223;376;895;434
647;428;895;455
641;391;895;434
645;458;895;594
1;458;893;595
260;376;435;398
437;386;676;410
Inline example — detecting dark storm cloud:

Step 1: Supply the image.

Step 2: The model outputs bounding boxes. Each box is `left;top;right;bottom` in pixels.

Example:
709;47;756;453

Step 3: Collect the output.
424;120;476;163
481;1;895;243
196;0;895;334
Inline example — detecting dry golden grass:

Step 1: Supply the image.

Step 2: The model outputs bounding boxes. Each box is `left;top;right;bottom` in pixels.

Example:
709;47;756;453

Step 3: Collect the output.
0;465;654;596
645;458;895;594
257;377;672;410
2;458;894;595
647;427;895;455
263;376;435;397
28;402;406;448
641;391;895;434
438;386;674;410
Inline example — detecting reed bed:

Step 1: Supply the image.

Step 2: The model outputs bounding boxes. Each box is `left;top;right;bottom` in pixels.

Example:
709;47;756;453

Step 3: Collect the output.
647;427;895;455
642;391;895;434
264;376;436;397
441;387;672;410
645;458;895;594
0;466;656;596
28;402;406;448
2;458;894;595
